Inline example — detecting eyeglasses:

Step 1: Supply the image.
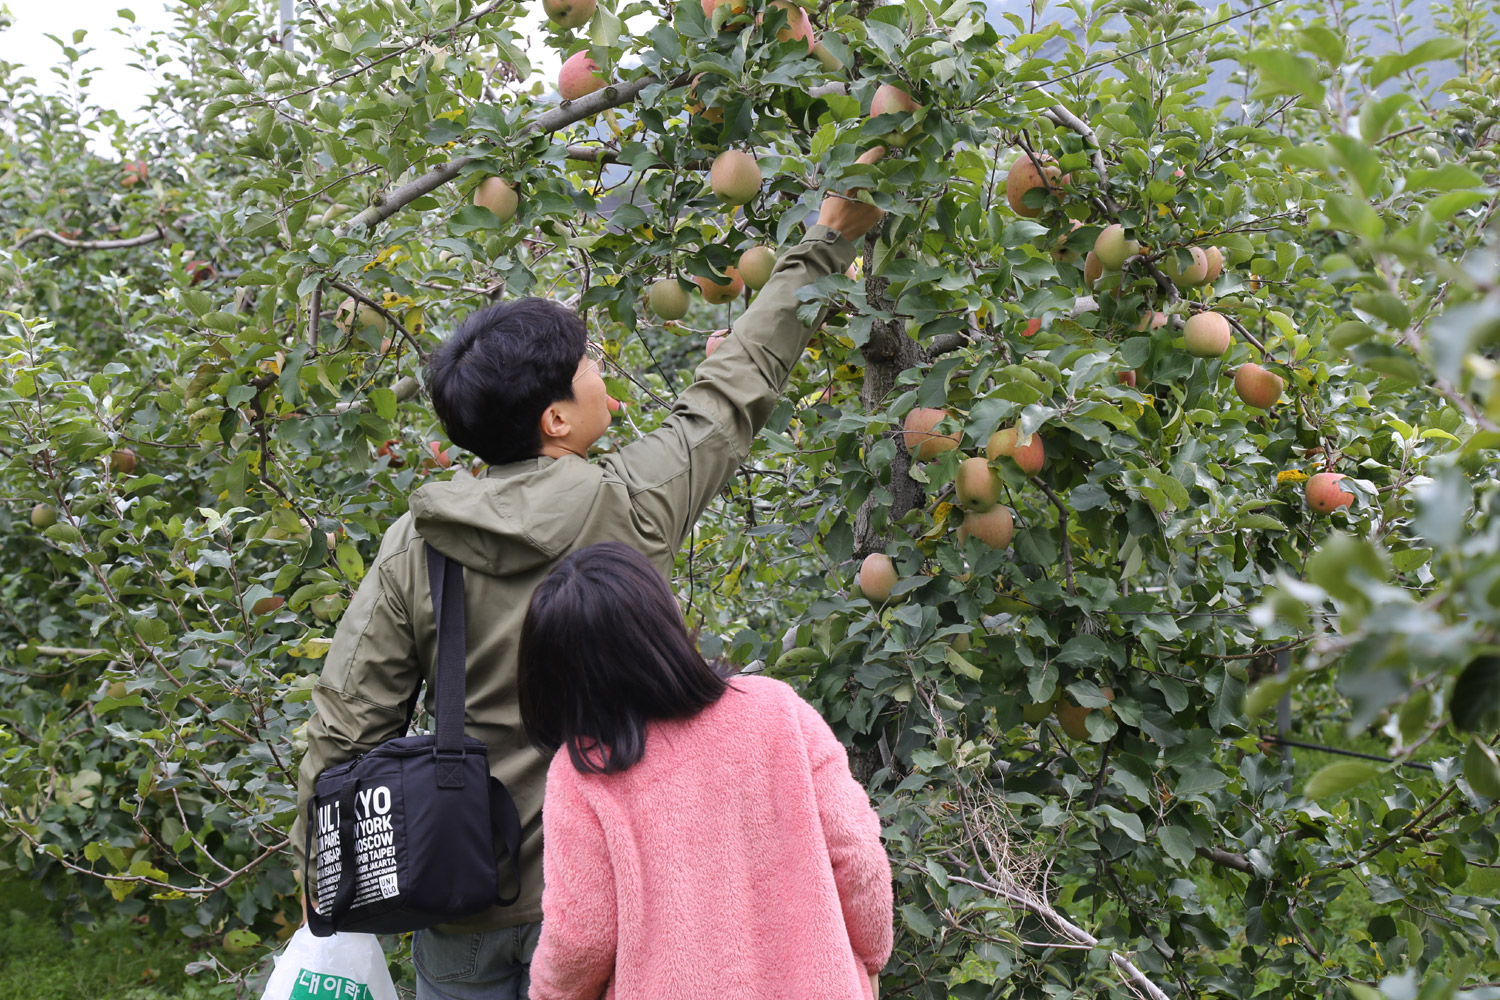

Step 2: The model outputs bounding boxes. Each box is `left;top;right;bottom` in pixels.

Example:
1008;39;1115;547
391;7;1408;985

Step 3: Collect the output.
575;341;606;381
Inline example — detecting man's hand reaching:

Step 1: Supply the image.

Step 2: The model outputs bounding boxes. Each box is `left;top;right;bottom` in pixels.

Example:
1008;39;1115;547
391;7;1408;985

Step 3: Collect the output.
816;146;887;243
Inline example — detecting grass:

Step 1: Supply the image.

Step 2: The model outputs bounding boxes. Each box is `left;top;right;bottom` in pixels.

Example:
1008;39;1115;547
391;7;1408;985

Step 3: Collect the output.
0;872;234;1000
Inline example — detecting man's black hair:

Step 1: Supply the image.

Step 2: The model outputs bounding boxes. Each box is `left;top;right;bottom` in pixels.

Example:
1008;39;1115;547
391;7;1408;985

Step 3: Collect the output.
517;542;730;775
424;297;587;466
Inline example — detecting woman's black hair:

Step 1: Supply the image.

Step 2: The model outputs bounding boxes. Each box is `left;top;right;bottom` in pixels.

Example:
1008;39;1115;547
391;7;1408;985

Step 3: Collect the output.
424;297;587;466
517;542;730;774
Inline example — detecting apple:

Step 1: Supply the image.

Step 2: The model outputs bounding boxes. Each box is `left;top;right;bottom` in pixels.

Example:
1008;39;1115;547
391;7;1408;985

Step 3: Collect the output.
543;0;595;29
1164;246;1210;290
607;396;622;413
336;296;388;334
648;279;691;319
1005;153;1067;218
1021;317;1041;338
1117;370;1138;388
701;0;749;28
558;51;605;101
1234;362;1284;409
121;159;148;187
957;505;1014;549
738;246;776;290
686;74;724;123
1022;687;1059;723
1202;245;1224;283
986;427;1044;476
811;41;843;71
902;408;961;461
473;176;518;222
184;259;215;284
428;441;452;469
709;150;762;205
868;83;921;147
108;448;138;476
1055;687;1114;740
695;267;744;304
1083;250;1102;289
1050;219;1085;262
31;503;58;528
1135;310;1169;332
705;331;728;356
375;439;405;468
771;0;815;51
1093;224;1140;270
858;552;898;603
252;596;286;615
955;456;1001;512
1183;311;1231;358
1306;472;1355;514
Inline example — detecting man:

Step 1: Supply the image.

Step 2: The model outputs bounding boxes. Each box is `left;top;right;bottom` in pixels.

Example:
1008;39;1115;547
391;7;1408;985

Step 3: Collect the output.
291;148;885;1000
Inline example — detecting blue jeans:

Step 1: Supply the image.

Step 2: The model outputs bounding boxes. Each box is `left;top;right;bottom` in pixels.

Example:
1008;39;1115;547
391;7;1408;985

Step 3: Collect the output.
411;922;542;1000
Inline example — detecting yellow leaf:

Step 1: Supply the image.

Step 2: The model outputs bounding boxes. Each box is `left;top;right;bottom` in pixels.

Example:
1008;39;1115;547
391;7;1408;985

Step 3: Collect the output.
1276;469;1310;487
285;637;333;659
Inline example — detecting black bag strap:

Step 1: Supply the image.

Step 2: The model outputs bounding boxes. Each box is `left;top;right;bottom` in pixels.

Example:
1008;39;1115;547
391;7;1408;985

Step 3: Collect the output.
489;776;524;906
326;775;363;922
425;544;467;758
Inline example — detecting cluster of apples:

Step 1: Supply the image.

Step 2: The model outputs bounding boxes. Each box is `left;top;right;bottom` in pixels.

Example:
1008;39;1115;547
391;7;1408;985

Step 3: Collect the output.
855;408;1048;603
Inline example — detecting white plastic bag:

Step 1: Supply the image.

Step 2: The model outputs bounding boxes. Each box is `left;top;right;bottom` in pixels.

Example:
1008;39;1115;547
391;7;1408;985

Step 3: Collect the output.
261;925;398;1000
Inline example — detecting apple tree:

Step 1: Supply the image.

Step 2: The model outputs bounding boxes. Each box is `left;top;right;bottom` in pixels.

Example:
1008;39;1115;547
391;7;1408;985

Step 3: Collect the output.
1;0;1499;995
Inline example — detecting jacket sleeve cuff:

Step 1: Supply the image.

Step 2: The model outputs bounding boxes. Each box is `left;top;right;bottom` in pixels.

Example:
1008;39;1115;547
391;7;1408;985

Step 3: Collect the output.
803;223;859;261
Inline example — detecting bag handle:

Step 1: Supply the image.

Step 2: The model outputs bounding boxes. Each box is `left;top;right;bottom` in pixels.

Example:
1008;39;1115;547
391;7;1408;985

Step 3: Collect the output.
425;545;467;756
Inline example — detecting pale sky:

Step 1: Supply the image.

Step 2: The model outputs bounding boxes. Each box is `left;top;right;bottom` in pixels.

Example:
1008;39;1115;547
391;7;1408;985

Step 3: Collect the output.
0;0;567;154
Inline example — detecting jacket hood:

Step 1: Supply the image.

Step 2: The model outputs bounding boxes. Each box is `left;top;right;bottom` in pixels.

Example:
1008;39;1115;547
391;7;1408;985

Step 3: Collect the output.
409;456;604;576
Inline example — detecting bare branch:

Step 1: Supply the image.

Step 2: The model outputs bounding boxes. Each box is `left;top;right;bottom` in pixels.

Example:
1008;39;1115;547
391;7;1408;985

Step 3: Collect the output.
17;224;168;250
1196;846;1255;874
565;145;712;171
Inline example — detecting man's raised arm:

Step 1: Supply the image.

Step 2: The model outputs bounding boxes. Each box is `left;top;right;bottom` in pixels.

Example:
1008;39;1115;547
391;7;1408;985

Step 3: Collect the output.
604;148;886;549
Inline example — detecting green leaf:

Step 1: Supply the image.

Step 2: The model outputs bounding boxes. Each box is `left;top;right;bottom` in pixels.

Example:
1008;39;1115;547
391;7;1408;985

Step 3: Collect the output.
1369;36;1465;87
1245;673;1292;720
944;647;983;681
1174;766;1228;799
1236;513;1285;531
1463;737;1500;799
1451;655;1500;733
1305;761;1381;800
1245;49;1325;106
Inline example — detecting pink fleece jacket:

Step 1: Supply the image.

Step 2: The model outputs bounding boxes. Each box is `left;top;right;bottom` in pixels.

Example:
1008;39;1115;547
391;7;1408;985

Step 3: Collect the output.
528;674;894;1000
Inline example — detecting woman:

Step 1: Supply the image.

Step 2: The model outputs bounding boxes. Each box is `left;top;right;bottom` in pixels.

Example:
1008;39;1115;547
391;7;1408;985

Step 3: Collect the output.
517;541;892;1000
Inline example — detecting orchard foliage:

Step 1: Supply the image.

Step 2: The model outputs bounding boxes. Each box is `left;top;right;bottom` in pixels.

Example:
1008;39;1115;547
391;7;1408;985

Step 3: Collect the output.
2;0;1500;995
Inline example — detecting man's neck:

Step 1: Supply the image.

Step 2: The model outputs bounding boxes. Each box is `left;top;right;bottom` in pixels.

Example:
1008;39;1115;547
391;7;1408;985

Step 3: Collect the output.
538;441;588;460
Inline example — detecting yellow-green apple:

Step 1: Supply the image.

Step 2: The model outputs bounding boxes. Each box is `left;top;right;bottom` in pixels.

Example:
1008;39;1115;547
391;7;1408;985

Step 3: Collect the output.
955;456;1001;511
957;505;1014;549
1093;224;1140;270
648;279;690;319
1083;250;1102;289
1022;687;1059;723
31;503;57;528
709;150;762;205
1005;153;1066;218
473;176;518;222
1203;245;1224;283
1183;311;1231;358
1135;310;1168;332
108;448;138;476
1055;687;1114;740
544;0;595;29
738;246;776;289
1234;362;1284;408
1306;472;1355;514
695;267;744;304
558;51;605;100
1164;246;1210;289
902;408;961;461
811;41;842;70
858;552;898;603
986;427;1044;475
336;296;387;334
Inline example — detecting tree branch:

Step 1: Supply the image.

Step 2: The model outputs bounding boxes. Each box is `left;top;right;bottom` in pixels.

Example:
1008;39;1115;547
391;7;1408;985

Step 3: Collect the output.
564;145;712;171
16;224;169;250
335;76;673;236
1196;846;1254;874
1034;478;1075;595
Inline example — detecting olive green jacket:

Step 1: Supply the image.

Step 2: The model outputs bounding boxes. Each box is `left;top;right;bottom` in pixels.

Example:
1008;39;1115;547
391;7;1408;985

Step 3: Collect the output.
291;224;857;930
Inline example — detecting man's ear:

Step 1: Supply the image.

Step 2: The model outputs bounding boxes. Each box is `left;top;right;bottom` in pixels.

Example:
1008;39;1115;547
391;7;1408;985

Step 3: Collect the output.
538;401;571;442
